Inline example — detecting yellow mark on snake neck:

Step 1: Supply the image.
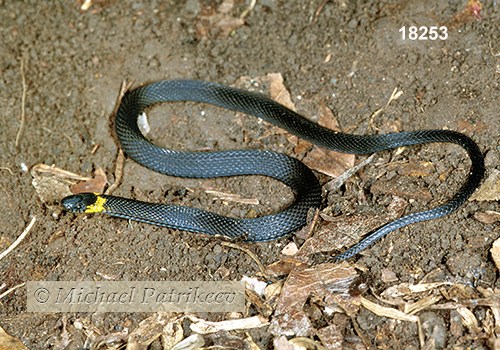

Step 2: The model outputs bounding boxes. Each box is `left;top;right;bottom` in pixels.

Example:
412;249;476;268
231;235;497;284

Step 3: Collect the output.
85;195;107;214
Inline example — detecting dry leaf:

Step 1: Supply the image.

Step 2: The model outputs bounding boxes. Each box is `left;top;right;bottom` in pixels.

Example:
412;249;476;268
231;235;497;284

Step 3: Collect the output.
360;296;419;323
445;0;483;28
188;315;268;334
300;105;355;177
475;210;500;224
470;169;500;201
31;164;89;204
127;313;180;350
386;161;435;177
292;196;407;263
491;237;500;270
269;263;358;336
371;176;433;200
234;73;355;177
456;307;481;333
71;165;108;194
0;325;29;350
217;15;244;38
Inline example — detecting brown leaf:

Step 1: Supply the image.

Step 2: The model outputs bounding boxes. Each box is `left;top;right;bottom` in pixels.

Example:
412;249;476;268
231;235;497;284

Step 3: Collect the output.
387;161;435;177
491;238;500;271
71;165;108;194
235;73;355;177
31;164;90;205
371;176;433;200
316;316;347;350
270;264;358;336
381;268;398;283
292;196;407;263
0;325;29;350
268;73;296;111
269;263;358;336
217;15;244;38
300;106;355;177
475;211;500;224
470;169;500;201
444;0;484;29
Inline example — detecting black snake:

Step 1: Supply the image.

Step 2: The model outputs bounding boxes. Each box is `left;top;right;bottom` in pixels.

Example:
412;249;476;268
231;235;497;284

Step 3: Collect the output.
62;80;485;261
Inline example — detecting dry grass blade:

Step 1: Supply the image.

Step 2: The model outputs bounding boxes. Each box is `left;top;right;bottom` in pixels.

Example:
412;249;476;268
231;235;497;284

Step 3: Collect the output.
15;58;27;148
0;216;37;261
221;241;274;281
360;296;419;323
405;295;442;315
0;283;26;300
188;315;268;334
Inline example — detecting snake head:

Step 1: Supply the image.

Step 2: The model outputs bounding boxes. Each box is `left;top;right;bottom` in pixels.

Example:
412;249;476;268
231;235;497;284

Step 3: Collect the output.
61;193;99;213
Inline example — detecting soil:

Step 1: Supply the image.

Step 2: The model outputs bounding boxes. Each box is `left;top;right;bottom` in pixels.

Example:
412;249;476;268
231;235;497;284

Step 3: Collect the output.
0;0;499;349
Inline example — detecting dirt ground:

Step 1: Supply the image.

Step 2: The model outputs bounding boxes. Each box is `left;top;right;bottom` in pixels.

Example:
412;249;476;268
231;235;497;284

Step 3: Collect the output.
1;0;500;349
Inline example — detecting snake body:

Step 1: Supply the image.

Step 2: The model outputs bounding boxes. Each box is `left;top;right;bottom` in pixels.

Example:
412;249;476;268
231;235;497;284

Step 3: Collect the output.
62;80;484;261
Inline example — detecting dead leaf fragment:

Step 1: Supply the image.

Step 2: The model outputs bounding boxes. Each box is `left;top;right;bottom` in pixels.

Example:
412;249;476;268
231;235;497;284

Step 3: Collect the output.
300;105;355;177
234;73;355;177
445;0;483;28
491;237;500;270
217;15;244;38
475;210;500;224
371;176;433;200
188;315;268;334
281;242;298;256
217;0;234;13
71;165;108;194
0;325;29;350
270;263;358;336
127;313;181;350
194;1;245;39
381;268;398;283
360;296;419;323
317;322;345;350
293;196;407;264
31;164;89;204
470;169;500;201
386;161;435;177
456;307;481;333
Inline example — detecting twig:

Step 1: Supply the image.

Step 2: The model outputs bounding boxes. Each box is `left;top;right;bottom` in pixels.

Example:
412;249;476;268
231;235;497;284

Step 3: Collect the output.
332;294;376;350
489;39;500;57
323;153;376;192
368;87;403;130
0;282;26;300
221;241;275;282
105;149;125;195
314;0;329;19
106;80;134;195
15;58;27;148
0;167;14;175
0;216;37;261
240;0;257;19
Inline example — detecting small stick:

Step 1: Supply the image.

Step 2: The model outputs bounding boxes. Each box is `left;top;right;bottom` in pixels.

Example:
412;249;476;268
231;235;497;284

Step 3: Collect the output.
105;80;134;195
221;241;275;282
0;167;14;175
240;0;257;19
314;0;329;19
105;149;125;195
15;59;27;148
0;282;26;300
0;216;37;261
